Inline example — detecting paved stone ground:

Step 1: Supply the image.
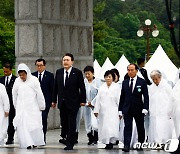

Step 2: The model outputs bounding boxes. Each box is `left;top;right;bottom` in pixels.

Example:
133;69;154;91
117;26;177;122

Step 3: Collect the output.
0;126;169;154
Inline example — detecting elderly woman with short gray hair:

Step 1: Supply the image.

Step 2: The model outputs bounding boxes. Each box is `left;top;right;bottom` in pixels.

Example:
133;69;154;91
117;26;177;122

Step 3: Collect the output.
148;70;174;147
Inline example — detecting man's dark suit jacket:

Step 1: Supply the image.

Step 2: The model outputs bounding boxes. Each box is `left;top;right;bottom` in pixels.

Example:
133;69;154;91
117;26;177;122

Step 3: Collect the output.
139;68;151;85
52;67;86;110
0;75;16;109
32;70;54;109
0;75;16;141
119;76;149;115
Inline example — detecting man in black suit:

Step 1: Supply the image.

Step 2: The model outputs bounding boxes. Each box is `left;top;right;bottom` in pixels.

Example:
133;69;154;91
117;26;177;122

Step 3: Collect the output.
52;53;86;150
0;62;16;144
119;63;149;152
32;58;54;143
137;58;151;85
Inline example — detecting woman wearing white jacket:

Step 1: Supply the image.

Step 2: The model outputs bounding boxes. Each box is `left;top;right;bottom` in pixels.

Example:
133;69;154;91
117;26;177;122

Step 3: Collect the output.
12;63;45;149
94;70;121;149
0;83;9;145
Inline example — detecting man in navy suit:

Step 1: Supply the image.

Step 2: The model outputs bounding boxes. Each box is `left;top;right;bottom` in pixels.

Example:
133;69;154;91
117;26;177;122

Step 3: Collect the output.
119;63;149;152
32;58;54;143
0;62;16;144
52;53;86;150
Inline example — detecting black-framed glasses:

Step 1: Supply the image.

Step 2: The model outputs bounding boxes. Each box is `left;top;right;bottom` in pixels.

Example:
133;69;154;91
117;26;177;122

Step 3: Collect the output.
36;64;44;67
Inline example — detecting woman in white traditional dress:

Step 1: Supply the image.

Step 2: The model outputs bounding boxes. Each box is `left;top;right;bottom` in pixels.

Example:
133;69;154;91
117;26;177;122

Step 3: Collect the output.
12;63;45;149
0;83;9;145
173;78;180;138
94;70;121;149
148;70;174;145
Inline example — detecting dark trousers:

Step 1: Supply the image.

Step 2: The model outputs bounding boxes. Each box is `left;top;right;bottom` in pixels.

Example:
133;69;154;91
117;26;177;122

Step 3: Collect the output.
60;107;68;139
7;107;15;141
42;107;50;139
60;103;78;147
123;112;145;147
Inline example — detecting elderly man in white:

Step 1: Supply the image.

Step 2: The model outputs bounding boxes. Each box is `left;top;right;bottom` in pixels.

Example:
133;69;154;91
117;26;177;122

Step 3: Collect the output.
12;63;45;149
0;83;9;145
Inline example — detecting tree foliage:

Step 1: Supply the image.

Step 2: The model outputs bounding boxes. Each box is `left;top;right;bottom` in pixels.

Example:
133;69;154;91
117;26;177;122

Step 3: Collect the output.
0;0;15;67
0;0;14;21
0;16;15;67
93;0;180;67
0;0;179;67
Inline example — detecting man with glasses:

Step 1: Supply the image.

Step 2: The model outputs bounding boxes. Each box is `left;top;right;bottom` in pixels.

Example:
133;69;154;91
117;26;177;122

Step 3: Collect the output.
32;58;54;143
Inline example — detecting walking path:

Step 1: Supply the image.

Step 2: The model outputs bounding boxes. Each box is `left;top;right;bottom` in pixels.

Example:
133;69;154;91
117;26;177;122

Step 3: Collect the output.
0;128;169;154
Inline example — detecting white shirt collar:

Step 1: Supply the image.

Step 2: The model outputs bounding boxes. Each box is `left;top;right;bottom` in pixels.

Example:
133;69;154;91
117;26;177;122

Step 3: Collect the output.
130;75;137;81
129;75;137;90
6;74;12;80
64;67;72;75
39;70;45;76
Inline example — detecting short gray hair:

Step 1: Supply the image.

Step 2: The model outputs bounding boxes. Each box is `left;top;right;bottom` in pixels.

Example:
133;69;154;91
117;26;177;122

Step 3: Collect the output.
150;70;162;79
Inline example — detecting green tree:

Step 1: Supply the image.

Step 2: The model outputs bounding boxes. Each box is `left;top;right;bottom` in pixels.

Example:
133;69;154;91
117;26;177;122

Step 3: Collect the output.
0;16;15;66
0;0;14;21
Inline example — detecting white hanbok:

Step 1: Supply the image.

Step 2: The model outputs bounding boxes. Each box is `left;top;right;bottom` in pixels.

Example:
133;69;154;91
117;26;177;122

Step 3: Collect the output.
94;82;121;144
12;63;45;148
148;79;174;143
0;83;10;145
173;79;180;138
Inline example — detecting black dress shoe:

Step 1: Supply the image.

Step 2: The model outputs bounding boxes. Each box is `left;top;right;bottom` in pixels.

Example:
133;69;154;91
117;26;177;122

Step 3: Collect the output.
88;140;94;145
74;140;78;144
59;138;66;145
27;146;32;149
6;140;14;145
113;140;119;145
136;147;143;151
122;146;130;152
64;146;73;150
105;143;113;149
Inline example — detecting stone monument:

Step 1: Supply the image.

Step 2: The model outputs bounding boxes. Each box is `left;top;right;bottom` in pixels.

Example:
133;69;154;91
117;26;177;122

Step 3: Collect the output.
15;0;93;129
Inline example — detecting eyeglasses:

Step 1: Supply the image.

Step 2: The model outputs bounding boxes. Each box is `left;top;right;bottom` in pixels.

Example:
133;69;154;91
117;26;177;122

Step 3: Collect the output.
36;65;44;67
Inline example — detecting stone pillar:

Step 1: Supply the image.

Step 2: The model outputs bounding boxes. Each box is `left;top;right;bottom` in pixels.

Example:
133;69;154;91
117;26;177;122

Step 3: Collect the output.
15;0;93;129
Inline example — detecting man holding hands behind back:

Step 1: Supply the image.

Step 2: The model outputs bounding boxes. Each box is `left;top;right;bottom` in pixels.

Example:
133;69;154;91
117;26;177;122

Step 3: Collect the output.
119;64;149;152
52;53;86;150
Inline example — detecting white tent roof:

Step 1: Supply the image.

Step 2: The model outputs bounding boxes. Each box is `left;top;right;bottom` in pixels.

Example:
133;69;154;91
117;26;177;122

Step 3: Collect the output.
115;54;130;82
93;59;101;78
98;57;114;80
145;44;178;83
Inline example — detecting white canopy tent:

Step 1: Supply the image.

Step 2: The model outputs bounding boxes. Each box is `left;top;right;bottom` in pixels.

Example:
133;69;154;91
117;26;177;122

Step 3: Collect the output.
97;57;114;80
93;59;102;78
145;44;178;84
115;54;130;82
